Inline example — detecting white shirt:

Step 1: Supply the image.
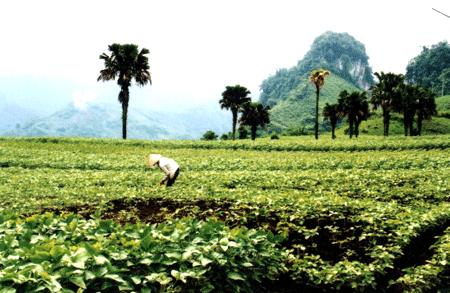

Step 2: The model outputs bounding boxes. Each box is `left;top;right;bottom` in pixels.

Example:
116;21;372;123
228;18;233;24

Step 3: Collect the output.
158;157;179;182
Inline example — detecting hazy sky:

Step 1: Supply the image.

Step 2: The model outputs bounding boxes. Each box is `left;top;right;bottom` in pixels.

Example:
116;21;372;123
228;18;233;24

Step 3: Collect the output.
1;0;449;112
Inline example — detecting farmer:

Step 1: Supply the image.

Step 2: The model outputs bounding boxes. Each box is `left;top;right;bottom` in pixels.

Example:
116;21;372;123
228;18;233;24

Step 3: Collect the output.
146;154;180;187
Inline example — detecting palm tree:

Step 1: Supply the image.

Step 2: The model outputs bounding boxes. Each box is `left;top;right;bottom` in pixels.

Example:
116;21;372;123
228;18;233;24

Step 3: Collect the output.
97;43;152;139
219;85;251;140
322;102;340;139
395;84;419;136
309;69;331;139
238;102;271;140
369;72;405;137
338;90;370;138
416;86;437;135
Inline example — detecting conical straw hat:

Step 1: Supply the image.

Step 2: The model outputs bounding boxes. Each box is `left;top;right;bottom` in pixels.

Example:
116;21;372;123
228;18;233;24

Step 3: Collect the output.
146;154;161;168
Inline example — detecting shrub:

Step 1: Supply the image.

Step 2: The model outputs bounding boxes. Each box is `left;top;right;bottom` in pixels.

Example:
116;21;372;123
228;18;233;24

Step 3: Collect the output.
201;130;218;140
270;132;279;140
237;125;249;139
283;125;308;136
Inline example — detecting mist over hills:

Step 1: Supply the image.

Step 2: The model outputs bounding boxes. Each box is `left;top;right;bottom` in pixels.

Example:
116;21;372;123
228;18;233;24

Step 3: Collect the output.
1;101;232;140
0;73;238;140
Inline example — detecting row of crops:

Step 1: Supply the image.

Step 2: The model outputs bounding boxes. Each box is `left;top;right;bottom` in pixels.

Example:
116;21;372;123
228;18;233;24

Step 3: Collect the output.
1;136;450;292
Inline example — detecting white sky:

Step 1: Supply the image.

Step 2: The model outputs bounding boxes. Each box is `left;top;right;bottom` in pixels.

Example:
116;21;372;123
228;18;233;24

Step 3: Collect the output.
1;0;449;111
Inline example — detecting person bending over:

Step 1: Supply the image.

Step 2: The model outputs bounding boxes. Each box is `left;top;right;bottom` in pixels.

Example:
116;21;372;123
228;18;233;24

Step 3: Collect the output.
146;154;180;187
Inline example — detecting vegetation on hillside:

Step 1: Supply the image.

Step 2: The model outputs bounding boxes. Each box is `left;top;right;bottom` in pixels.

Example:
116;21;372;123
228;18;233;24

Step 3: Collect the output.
257;33;450;138
258;31;375;134
266;74;360;134
406;41;450;95
323;73;438;139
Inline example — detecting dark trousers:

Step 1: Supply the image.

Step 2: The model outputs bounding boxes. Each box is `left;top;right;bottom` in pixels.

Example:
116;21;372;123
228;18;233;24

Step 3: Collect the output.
166;168;180;187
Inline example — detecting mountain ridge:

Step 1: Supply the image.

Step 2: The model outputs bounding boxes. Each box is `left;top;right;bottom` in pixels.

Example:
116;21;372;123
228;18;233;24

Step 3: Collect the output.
259;31;375;133
2;101;232;140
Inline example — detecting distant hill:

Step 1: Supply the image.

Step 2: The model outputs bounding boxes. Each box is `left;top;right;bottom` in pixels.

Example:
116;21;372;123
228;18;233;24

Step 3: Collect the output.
0;93;39;134
2;101;232;140
259;31;375;133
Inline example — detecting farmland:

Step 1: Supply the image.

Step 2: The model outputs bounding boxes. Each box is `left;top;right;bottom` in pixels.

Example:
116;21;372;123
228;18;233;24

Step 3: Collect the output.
1;136;450;292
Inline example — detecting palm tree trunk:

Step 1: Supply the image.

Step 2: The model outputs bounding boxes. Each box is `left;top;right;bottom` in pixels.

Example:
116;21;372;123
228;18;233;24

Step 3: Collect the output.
251;125;257;140
121;86;130;139
383;109;390;137
349;118;354;139
418;114;423;135
122;103;128;139
315;88;320;140
355;121;360;138
232;109;238;141
331;122;336;139
404;114;408;136
409;113;414;136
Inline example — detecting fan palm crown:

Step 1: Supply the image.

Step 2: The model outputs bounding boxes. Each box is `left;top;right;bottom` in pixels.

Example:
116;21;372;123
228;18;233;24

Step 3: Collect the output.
219;85;251;140
238;102;271;140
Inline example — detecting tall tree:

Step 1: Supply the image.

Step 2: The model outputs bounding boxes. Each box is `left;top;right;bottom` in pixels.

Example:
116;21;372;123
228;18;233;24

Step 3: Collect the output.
438;68;450;96
395;84;419;136
238;102;271;140
322;102;340;139
309;69;331;139
337;90;370;138
219;85;251;140
97;43;151;139
406;41;450;93
416;87;437;135
369;72;405;137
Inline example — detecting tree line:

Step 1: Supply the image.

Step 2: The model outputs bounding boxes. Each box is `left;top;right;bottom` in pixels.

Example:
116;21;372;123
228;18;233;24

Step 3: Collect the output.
322;71;437;139
94;42;438;141
214;70;437;142
217;85;270;141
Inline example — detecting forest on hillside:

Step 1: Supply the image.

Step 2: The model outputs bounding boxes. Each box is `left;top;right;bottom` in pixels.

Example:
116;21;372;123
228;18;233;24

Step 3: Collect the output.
256;31;450;137
259;31;374;108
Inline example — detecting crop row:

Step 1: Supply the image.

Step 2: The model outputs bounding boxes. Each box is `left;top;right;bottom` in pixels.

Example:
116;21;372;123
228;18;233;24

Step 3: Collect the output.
2;135;450;151
0;212;285;293
2;136;450;291
2;144;450;172
2;166;450;212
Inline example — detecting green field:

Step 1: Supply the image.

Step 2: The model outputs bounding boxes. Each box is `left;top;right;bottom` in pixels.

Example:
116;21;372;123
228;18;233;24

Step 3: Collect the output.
2;136;450;292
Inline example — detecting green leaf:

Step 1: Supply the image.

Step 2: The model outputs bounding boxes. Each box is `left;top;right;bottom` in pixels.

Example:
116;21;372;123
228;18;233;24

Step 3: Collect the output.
165;252;182;260
85;270;96;280
171;270;181;280
131;276;141;284
0;287;16;293
200;256;213;267
140;235;152;251
30;251;52;263
227;272;245;281
50;245;67;261
72;248;90;264
93;266;108;278
70;276;86;289
94;255;110;265
104;274;125;283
